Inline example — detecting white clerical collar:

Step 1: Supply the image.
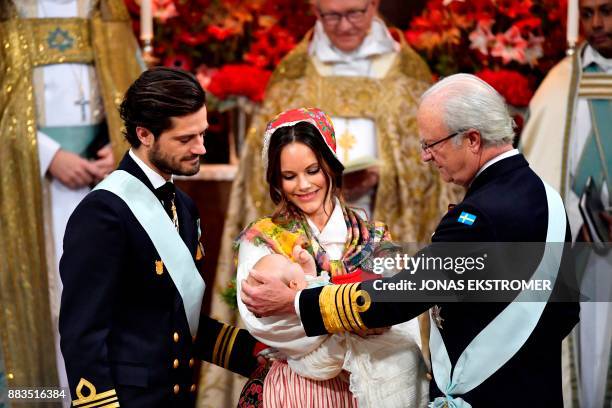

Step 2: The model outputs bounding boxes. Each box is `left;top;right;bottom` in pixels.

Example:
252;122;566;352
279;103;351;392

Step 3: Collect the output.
582;44;612;73
474;148;520;181
129;149;172;189
37;0;93;17
306;198;347;243
309;17;399;64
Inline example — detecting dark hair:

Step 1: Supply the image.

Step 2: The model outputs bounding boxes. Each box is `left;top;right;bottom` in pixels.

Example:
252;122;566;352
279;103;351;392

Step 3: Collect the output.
119;67;206;147
266;121;345;221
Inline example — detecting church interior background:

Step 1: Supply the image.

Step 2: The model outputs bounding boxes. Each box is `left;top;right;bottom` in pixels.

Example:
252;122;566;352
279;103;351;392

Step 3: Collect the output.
0;0;586;407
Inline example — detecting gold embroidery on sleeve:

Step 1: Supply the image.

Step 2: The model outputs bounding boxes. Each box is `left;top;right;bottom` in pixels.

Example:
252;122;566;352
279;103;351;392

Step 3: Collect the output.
211;324;240;369
319;283;371;334
223;327;240;369
72;378;119;407
351;286;371;331
320;285;342;333
212;324;229;366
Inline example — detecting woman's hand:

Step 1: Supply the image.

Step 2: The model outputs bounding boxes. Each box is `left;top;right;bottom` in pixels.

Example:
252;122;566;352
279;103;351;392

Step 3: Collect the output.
241;269;298;316
292;245;317;276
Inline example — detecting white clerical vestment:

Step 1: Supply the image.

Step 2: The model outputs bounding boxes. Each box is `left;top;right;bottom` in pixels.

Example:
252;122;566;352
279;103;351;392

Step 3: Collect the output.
569;45;612;408
521;44;612;408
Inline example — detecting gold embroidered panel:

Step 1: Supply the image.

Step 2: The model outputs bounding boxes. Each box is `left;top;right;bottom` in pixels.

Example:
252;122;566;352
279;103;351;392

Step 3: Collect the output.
20;18;94;66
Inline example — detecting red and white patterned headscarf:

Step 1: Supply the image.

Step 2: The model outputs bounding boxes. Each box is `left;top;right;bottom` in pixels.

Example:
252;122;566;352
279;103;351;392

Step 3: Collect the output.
261;107;339;172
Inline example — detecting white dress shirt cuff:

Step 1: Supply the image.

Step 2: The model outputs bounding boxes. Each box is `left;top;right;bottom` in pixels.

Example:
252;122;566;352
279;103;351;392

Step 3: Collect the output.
294;290;302;319
37;130;61;177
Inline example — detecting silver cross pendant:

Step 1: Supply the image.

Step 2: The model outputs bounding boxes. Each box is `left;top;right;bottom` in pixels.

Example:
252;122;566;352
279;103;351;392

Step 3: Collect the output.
74;95;89;122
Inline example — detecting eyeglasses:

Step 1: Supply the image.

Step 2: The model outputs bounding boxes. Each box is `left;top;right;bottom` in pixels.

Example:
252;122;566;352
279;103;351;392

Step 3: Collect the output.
318;2;371;26
420;132;461;153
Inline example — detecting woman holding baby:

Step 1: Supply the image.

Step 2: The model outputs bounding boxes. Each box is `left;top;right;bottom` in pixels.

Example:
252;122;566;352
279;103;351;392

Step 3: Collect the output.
235;108;428;407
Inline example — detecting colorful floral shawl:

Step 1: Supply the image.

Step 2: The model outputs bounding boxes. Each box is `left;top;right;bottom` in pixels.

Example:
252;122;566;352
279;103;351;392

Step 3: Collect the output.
235;202;391;281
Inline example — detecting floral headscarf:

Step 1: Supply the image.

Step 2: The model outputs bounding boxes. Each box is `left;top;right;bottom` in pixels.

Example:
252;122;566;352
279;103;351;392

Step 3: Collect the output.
261;107;338;173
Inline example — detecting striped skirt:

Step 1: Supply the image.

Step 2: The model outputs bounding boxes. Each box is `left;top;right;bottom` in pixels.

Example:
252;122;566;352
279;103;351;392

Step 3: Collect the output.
263;360;357;408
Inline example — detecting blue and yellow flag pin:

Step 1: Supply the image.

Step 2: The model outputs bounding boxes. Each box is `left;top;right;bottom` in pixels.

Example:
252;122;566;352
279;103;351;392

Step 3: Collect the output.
458;211;477;226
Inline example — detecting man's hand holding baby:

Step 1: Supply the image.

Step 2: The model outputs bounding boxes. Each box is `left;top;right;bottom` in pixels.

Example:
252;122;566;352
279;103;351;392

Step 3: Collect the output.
241;245;314;317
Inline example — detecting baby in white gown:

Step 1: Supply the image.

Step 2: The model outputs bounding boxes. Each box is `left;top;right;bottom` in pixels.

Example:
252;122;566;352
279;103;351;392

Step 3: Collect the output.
250;246;430;408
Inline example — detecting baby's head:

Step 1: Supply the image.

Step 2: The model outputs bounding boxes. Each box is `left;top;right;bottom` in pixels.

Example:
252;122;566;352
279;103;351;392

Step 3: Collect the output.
252;253;311;291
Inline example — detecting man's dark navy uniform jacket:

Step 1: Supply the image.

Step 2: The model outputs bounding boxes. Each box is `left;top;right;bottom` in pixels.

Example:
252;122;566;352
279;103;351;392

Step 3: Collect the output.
60;153;260;407
299;153;580;407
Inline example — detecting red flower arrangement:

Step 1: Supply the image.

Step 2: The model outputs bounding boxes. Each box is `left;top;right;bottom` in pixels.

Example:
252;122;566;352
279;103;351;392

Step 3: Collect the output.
405;0;568;107
476;69;533;106
125;0;314;105
244;25;297;69
207;64;272;103
125;1;566;109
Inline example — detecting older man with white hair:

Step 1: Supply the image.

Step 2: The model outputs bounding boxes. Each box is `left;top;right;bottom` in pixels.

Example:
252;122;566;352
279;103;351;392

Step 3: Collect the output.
241;73;580;407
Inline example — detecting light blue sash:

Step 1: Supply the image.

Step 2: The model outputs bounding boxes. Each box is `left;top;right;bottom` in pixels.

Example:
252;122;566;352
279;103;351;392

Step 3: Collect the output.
94;170;205;337
429;182;566;408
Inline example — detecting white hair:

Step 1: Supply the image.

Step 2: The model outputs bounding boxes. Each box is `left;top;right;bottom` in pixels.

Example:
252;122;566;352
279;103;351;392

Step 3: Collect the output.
420;73;516;146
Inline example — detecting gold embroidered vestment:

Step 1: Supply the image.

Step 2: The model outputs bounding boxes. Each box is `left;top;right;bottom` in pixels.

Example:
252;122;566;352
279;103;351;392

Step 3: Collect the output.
0;0;142;388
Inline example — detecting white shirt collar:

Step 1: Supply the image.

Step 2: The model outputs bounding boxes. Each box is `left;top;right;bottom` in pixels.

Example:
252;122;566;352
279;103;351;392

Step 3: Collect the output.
582;44;612;73
473;148;520;181
128;149;172;190
309;17;399;64
306;198;347;244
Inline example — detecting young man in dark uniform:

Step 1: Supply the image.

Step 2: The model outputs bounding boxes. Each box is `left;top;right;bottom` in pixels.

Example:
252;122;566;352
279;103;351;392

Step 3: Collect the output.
60;67;266;407
241;74;580;407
